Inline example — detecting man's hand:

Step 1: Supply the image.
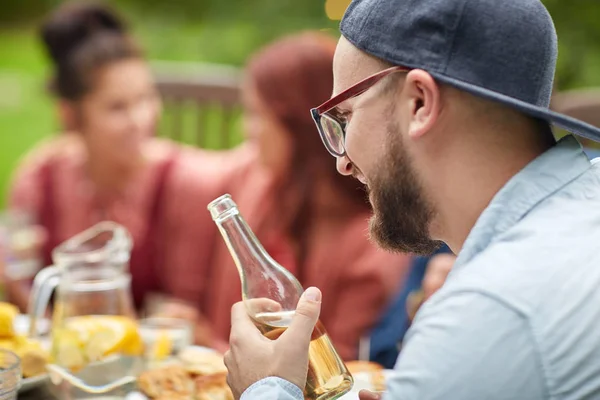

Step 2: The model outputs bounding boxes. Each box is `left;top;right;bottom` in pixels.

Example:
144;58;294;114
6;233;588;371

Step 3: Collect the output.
224;287;322;399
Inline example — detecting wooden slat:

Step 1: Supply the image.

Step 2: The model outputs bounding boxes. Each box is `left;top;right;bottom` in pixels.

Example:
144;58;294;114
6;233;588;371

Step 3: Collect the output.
220;107;232;149
196;105;207;148
155;79;240;107
551;89;600;128
170;98;183;142
154;70;242;148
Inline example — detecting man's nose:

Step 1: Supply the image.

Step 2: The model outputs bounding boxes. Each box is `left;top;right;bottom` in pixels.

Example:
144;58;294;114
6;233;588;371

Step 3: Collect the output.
336;155;353;176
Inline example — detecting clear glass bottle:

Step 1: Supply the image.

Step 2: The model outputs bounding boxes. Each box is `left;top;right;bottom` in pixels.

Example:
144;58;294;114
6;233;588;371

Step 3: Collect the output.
208;194;353;400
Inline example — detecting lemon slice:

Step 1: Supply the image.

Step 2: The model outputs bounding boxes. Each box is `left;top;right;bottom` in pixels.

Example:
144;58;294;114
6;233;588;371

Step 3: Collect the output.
53;329;85;370
0;302;18;338
86;327;122;362
55;343;86;371
149;331;172;361
102;316;144;356
67;316;103;343
122;329;144;356
53;315;143;368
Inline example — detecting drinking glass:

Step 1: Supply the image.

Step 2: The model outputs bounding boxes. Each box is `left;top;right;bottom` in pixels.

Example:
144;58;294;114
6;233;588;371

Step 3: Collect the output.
0;210;42;282
138;317;192;363
0;349;21;400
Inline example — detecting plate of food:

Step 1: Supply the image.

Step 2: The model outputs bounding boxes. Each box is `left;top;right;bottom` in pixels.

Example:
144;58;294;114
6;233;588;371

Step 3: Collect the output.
134;353;394;400
339;360;393;398
0;302;51;392
134;345;233;400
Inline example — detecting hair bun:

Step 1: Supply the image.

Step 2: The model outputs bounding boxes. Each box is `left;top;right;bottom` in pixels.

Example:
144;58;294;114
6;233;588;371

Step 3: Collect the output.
40;0;127;67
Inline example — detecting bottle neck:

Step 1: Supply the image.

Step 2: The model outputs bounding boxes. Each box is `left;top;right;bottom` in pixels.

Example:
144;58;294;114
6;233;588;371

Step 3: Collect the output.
208;194;304;305
214;209;277;283
216;209;265;255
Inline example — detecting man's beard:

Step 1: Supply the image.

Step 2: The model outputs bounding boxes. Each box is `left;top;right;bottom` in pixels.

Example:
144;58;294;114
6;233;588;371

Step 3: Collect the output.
367;122;442;255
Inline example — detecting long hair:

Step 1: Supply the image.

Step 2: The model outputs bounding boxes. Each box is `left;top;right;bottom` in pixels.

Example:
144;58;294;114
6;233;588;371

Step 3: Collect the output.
246;32;369;271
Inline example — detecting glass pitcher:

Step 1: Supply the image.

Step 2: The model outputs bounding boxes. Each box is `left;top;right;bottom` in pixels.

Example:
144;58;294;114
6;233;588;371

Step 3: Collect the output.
28;221;144;397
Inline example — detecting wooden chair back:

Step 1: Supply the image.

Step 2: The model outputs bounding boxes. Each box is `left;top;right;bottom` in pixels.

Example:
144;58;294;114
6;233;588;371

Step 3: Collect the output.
153;62;243;149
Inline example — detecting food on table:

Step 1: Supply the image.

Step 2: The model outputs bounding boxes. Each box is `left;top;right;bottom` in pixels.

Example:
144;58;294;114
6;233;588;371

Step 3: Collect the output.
0;302;50;378
179;348;227;376
0;302;19;338
154;395;191;400
20;347;48;377
194;372;232;400
138;348;233;400
16;338;49;378
138;365;193;398
52;315;143;371
346;360;386;392
0;335;49;378
345;360;384;374
149;331;172;361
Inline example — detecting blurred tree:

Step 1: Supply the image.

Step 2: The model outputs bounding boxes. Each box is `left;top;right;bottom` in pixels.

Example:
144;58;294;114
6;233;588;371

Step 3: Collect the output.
544;0;600;89
1;0;600;89
0;0;57;26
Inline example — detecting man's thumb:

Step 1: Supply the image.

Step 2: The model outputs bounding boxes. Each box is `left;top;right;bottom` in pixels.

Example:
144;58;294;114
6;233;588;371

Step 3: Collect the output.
283;287;322;344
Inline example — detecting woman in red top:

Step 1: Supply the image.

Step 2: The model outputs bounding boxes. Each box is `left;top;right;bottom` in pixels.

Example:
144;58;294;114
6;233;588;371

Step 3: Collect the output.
6;1;224;312
168;32;412;359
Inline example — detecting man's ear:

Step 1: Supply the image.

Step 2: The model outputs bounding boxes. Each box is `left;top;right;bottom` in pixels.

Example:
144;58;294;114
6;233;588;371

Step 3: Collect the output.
403;69;442;140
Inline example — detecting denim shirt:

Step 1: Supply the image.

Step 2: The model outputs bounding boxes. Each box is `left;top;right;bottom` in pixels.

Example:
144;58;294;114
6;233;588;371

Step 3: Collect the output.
241;135;600;400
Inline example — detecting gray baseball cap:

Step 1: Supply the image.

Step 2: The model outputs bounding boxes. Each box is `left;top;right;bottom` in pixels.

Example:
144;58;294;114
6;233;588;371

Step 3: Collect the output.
340;0;600;142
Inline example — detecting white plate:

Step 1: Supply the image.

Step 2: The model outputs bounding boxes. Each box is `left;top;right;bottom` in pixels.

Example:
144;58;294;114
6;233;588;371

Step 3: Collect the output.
340;369;394;398
13;314;51;336
131;364;393;400
20;373;50;392
131;345;219;399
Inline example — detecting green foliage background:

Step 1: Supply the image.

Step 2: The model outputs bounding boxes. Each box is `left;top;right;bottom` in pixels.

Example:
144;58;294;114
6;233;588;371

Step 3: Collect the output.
0;0;599;207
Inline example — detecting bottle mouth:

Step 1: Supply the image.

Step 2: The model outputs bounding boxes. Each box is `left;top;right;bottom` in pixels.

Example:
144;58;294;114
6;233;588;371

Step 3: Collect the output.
207;194;239;221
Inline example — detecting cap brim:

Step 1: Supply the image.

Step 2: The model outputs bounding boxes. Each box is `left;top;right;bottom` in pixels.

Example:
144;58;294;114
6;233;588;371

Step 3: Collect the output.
430;72;600;142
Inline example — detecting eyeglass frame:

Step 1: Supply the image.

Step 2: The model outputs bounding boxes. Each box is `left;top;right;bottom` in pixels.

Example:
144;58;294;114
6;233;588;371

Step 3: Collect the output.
310;65;411;157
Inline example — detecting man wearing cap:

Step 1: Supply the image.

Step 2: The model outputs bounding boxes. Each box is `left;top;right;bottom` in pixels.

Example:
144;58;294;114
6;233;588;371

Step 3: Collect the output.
223;0;600;399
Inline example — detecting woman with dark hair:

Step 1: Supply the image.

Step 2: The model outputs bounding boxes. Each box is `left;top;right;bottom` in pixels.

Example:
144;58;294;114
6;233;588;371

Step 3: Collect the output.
166;32;411;359
6;0;225;312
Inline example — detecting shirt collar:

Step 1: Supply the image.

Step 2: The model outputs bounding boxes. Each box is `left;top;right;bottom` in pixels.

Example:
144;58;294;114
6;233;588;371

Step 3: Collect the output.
454;135;591;269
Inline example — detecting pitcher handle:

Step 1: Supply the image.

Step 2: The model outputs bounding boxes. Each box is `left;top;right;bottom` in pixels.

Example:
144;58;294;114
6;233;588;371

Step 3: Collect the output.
27;265;60;338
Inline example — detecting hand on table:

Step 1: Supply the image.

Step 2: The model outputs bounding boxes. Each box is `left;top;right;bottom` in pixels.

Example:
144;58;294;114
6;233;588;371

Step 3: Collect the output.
359;390;383;400
224;287;322;399
153;301;223;350
422;253;456;301
154;301;199;321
